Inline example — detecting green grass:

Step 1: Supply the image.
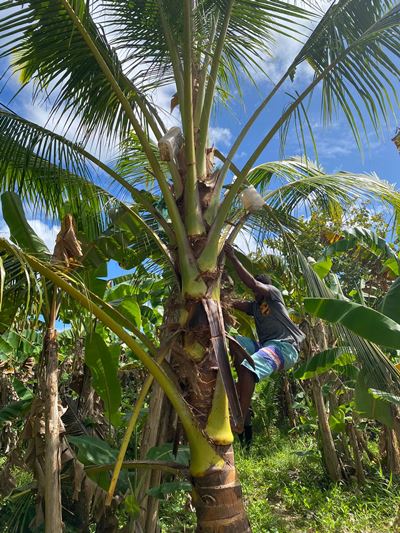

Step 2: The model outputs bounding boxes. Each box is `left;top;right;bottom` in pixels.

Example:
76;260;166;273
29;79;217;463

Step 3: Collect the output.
159;431;400;532
2;432;399;532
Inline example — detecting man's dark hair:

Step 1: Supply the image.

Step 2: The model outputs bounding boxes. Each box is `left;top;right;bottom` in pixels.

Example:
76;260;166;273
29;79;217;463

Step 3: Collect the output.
255;274;272;285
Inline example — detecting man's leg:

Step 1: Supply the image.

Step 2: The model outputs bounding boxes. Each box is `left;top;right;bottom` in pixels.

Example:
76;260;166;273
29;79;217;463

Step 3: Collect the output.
228;335;259;374
243;423;253;450
239;408;253;450
237;344;279;425
237;364;256;422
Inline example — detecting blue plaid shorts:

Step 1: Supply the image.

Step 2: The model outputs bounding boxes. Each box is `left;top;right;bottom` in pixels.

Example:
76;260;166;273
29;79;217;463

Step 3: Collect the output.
236;335;298;382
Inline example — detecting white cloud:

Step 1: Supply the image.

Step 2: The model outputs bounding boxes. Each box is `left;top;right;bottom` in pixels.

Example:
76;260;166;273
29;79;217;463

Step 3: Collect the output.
209;126;232;147
0;219;60;252
0;225;9;240
251;1;331;84
149;84;181;132
27;219;60;251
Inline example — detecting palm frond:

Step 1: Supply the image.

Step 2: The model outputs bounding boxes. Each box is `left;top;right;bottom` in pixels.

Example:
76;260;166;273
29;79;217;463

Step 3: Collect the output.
290;0;400;141
227;158;400;261
242;205;302;248
215;0;312;90
99;0;312;100
0;110;110;238
261;159;400;218
0;0;154;147
0;107;176;247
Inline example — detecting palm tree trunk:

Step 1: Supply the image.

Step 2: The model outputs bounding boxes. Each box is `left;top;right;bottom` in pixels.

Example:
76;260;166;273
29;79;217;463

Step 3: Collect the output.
192;445;250;532
170;293;251;531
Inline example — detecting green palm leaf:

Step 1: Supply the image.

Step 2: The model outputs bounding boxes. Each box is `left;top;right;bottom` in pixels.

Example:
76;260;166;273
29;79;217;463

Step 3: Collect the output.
290;0;400;143
100;0;311;95
0;0;155;145
229;158;400;252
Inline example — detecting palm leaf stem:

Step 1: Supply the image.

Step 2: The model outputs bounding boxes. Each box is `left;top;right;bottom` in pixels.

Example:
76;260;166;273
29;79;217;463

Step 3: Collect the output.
9;244;219;469
0;110;174;241
193;14;219;132
214;148;243;180
204;9;398;268
157;0;184;117
106;349;168;505
242;4;400;174
87;460;187;476
204;73;288;225
155;0;185;198
72;284;158;356
226;213;247;246
197;0;234;181
183;0;204;235
115;203;175;275
59;0;189;262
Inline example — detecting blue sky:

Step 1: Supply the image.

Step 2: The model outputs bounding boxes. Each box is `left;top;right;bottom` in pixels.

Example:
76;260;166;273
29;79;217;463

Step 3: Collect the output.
208;71;400;184
212;90;399;183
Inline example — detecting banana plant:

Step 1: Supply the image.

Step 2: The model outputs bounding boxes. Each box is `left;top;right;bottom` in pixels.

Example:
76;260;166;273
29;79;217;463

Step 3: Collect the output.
1;1;400;530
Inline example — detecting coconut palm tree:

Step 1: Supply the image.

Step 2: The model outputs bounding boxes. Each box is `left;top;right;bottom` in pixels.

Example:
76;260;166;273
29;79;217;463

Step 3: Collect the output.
1;1;400;530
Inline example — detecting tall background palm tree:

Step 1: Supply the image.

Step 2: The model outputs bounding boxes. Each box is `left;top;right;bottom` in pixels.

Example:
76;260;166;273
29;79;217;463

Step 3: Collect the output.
1;1;400;531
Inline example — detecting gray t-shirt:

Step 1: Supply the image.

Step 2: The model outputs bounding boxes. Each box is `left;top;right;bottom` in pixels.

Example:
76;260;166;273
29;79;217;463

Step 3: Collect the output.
249;286;304;348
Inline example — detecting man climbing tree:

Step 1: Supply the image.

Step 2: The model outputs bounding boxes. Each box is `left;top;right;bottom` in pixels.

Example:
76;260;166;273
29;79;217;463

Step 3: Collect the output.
225;244;305;429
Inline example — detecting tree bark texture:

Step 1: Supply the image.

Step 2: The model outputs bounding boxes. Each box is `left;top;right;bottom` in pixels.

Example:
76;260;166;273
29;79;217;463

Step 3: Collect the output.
282;375;297;429
312;378;342;482
347;423;365;485
192;446;251;533
138;381;175;533
386;427;400;475
43;327;64;532
136;289;252;531
302;320;342;483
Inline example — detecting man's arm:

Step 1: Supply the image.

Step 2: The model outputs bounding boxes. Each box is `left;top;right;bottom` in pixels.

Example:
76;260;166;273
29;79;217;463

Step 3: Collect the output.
231;300;253;315
225;244;271;296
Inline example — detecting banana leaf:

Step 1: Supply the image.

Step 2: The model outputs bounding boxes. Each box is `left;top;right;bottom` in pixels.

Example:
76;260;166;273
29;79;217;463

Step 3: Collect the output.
304;297;400;349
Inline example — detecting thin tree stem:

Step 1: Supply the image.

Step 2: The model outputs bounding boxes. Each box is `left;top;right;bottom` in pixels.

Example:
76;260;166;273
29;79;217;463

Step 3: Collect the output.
44;289;63;532
106;350;167;506
183;0;204;235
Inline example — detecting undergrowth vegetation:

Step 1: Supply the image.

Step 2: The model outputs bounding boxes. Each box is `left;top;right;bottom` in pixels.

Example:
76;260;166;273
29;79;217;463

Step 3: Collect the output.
160;431;400;533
